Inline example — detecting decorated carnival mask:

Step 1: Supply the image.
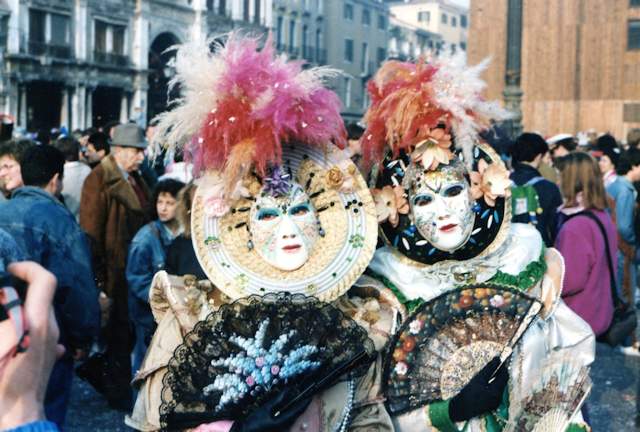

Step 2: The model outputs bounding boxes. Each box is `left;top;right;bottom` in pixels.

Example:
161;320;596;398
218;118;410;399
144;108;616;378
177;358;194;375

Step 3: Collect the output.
407;160;475;252
249;171;320;271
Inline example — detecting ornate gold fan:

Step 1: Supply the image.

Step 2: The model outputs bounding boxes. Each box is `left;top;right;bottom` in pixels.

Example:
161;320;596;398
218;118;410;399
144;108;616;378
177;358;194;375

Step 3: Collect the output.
382;285;542;415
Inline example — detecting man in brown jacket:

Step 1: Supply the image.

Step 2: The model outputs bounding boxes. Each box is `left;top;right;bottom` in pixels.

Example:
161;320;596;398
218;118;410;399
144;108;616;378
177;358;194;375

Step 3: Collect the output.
80;123;151;410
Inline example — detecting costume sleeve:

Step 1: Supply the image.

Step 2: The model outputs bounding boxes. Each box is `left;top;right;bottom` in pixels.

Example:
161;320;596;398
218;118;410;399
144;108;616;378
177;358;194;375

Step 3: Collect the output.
555;224;593;298
79;171;108;293
615;189;636;244
427;400;459;432
547;184;563;244
126;235;154;304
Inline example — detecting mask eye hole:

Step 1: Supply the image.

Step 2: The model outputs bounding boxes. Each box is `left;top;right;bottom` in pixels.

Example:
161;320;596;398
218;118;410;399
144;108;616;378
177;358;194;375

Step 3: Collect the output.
442;184;464;198
257;208;280;221
289;204;311;217
413;194;434;207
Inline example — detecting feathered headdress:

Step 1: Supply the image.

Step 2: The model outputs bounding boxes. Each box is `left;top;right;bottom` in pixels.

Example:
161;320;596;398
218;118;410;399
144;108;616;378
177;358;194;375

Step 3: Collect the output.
361;55;511;168
153;32;346;193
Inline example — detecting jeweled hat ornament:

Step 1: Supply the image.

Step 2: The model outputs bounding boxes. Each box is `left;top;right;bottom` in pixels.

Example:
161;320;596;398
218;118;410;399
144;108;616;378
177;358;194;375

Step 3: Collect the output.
361;56;513;266
153;32;377;302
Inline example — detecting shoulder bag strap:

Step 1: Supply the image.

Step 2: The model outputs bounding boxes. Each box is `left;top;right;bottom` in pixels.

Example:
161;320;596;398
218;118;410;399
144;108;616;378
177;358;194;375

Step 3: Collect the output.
565;211;623;307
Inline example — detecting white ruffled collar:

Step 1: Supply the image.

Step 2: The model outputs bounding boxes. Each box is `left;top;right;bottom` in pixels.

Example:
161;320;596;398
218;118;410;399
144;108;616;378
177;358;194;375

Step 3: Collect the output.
368;223;543;302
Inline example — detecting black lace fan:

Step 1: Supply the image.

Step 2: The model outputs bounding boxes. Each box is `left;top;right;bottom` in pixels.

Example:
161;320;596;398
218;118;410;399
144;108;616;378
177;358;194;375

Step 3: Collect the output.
159;293;376;430
382;285;542;415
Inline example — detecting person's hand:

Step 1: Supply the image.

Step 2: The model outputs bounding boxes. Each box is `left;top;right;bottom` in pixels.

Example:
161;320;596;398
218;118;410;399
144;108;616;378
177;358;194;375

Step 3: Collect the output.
230;386;313;432
448;356;509;422
98;291;112;328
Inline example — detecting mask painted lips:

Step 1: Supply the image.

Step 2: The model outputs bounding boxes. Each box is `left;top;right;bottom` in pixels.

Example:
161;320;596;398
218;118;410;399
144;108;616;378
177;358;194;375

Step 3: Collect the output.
282;244;302;253
439;223;458;233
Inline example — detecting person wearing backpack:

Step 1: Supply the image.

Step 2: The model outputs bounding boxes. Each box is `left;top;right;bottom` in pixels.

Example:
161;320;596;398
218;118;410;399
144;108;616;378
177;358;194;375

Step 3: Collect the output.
510;132;564;247
555;152;616;338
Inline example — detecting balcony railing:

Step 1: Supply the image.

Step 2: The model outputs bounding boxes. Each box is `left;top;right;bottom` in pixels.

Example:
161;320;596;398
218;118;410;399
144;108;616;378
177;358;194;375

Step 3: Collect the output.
300;45;327;65
94;51;130;67
28;41;72;59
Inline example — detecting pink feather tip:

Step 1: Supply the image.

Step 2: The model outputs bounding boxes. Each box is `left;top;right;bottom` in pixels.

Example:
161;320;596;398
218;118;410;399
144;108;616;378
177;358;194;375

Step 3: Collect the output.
189;32;346;179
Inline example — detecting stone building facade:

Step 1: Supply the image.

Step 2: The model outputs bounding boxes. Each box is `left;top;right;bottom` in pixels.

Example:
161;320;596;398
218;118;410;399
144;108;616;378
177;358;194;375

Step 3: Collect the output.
0;0;272;132
468;0;640;139
322;0;389;121
388;0;468;54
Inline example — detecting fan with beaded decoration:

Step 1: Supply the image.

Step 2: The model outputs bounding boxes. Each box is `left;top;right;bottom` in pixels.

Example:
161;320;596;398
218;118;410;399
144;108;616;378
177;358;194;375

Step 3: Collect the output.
382;284;542;415
159;293;376;430
505;354;592;432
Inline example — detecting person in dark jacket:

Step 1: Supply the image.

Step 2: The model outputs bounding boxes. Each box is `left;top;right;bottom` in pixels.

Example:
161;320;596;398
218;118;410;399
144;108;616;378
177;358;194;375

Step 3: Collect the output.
510;132;564;247
165;183;208;279
126;179;184;374
79;124;151;411
0;145;100;428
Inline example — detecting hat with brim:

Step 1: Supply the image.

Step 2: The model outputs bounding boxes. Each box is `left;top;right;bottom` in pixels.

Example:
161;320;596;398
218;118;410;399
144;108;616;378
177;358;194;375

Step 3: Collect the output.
191;143;378;302
111;124;147;149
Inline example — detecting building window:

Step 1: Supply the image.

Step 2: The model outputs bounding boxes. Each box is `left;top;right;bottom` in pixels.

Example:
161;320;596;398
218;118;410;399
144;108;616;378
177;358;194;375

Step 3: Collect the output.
29;9;46;44
632;0;640;7
344;3;354;20
276;16;284;48
629;20;640;50
94;20;107;53
460;14;468;28
460;41;467;51
243;0;250;21
361;42;369;73
302;24;310;60
418;11;430;23
219;0;227;15
624;103;640;121
288;19;296;50
0;15;8;49
112;25;125;55
377;14;386;30
254;0;261;24
344;77;351;107
377;47;386;65
94;20;128;65
441;13;448;24
50;13;70;47
315;28;325;64
344;38;354;62
451;16;457;27
362;9;371;26
206;0;214;10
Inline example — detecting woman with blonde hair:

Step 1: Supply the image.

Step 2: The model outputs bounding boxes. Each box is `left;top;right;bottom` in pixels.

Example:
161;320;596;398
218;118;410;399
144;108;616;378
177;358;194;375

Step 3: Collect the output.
555;152;616;336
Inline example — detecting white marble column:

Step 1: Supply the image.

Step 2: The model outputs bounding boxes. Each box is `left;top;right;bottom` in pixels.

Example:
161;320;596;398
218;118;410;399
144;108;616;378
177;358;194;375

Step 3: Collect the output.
119;91;129;123
18;84;27;129
85;88;93;128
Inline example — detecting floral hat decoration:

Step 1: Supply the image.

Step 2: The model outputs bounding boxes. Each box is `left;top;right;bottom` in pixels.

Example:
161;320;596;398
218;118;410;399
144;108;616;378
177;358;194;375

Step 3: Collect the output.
153;32;377;302
361;55;513;266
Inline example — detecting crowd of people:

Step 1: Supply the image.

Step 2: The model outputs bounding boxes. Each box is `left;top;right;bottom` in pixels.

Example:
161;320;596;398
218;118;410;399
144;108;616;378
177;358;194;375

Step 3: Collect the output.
0;37;638;431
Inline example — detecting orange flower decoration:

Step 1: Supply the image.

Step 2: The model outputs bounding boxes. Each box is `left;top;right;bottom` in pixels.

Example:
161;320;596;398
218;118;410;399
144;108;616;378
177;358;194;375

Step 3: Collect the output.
411;128;454;171
470;159;512;207
372;185;409;227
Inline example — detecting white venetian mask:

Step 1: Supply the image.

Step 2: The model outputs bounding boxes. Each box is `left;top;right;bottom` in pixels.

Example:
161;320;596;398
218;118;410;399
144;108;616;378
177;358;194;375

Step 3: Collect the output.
408;162;475;252
249;183;319;271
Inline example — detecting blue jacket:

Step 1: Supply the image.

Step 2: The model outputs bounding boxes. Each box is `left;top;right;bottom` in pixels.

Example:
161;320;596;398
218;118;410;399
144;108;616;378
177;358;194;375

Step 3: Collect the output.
0;228;25;285
0;187;100;348
126;220;174;332
510;163;563;247
606;176;637;245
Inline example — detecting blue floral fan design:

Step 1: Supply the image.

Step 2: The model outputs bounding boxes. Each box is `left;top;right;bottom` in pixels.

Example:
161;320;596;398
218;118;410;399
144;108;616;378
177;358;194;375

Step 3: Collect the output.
159;293;376;430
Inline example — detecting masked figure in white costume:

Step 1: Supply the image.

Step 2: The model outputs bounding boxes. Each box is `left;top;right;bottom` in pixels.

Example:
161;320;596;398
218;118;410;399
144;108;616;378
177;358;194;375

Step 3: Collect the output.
358;58;595;431
126;33;403;432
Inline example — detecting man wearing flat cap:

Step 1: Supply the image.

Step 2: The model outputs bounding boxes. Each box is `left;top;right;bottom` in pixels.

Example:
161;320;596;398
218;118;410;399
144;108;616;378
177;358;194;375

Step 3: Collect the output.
80;123;152;410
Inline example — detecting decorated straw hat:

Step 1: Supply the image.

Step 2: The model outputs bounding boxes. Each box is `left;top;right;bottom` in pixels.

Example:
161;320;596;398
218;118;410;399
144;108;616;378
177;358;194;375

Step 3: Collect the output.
153;32;377;301
361;56;513;268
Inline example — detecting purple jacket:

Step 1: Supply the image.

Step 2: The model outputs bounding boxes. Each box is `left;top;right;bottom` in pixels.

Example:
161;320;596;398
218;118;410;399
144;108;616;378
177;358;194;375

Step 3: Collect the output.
555;209;616;336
